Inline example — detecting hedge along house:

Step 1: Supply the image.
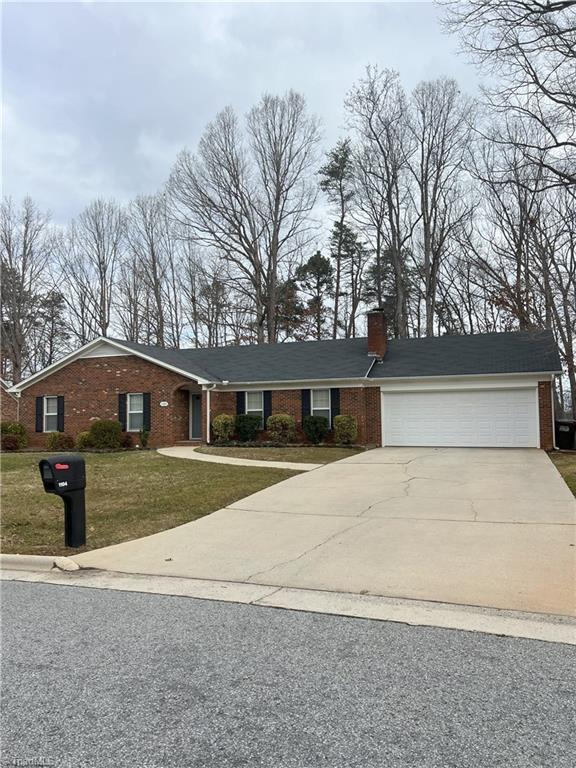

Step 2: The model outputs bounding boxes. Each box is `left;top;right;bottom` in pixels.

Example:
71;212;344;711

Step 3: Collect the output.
10;310;562;450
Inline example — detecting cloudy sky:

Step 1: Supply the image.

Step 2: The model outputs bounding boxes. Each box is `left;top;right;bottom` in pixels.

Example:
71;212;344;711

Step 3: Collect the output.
3;1;480;225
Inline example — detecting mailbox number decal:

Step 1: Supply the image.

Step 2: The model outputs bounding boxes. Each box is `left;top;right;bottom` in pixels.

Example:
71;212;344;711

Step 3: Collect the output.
55;463;70;470
58;481;68;488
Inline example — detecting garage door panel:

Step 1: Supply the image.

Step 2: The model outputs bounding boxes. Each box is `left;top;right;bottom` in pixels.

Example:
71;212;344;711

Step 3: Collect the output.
383;389;538;448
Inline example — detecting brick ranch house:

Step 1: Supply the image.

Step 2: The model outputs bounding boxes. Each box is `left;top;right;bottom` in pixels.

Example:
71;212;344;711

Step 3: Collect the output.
8;311;561;450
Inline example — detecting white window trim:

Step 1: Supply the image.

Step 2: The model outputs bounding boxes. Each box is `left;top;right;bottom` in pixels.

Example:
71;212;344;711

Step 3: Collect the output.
127;392;145;433
311;388;331;427
43;396;59;433
245;390;264;428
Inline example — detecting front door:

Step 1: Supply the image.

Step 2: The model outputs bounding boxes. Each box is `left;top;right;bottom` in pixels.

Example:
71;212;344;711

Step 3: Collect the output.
189;393;202;439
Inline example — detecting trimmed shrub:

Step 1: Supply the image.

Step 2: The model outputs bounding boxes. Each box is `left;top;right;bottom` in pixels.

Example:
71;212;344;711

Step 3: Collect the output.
87;420;122;450
1;421;27;449
266;414;296;444
333;415;358;445
1;434;20;451
212;414;236;443
138;428;150;449
302;415;329;445
76;431;92;451
235;414;262;442
46;432;75;451
121;432;134;449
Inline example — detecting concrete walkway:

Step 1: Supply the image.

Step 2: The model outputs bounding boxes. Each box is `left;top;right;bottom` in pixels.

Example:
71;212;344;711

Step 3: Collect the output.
158;445;322;471
74;448;576;617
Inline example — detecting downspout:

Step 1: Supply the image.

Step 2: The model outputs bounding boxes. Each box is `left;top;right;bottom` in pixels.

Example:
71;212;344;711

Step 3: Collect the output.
364;357;378;379
551;374;557;450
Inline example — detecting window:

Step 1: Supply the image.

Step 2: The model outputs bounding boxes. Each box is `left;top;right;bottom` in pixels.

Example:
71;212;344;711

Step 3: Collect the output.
245;390;264;428
44;396;58;433
127;393;144;432
311;389;331;426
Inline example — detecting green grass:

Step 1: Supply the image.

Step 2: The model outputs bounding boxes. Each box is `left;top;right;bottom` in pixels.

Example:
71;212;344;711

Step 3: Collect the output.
0;451;298;556
196;445;363;463
549;451;576;497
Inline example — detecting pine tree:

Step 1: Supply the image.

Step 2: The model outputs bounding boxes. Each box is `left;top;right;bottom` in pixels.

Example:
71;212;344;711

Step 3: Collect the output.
295;251;334;340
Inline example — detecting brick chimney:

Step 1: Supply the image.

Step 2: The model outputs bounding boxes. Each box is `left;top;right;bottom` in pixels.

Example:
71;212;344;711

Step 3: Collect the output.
367;309;387;360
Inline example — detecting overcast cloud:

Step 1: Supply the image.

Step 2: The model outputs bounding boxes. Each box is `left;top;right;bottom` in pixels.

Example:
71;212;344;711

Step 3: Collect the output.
2;1;480;224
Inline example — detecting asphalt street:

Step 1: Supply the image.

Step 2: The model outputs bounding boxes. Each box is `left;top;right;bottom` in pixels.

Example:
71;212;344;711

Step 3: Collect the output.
1;581;574;768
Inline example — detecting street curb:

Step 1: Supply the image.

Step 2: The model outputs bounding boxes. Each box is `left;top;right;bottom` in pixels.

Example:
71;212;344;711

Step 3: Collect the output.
0;554;57;572
0;554;80;572
3;567;574;645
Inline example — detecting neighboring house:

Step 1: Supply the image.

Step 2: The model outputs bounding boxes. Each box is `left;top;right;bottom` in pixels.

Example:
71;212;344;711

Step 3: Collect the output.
9;311;561;450
1;378;19;423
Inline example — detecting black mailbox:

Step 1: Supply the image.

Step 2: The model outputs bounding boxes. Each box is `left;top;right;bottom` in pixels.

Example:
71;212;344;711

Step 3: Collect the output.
39;455;86;548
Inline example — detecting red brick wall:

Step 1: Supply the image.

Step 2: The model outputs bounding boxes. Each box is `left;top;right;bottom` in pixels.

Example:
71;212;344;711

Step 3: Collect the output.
538;380;554;450
367;311;387;359
1;389;19;422
20;356;195;448
209;386;382;445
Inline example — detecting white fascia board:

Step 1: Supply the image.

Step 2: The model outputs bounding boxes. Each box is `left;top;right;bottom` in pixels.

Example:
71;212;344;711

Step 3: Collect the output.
10;339;105;392
210;378;367;391
377;373;547;393
11;337;212;392
101;341;213;385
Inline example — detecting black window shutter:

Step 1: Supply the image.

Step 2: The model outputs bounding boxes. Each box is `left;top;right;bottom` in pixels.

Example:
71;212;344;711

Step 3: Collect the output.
263;391;272;427
118;393;127;431
330;388;340;427
301;389;311;421
236;391;246;415
143;393;151;431
57;396;65;432
35;397;44;433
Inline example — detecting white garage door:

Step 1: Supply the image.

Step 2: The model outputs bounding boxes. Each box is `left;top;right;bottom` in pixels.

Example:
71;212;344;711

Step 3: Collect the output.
383;388;539;448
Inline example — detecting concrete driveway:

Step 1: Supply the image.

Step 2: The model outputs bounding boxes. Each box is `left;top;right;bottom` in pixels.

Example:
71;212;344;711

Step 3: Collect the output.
75;448;576;616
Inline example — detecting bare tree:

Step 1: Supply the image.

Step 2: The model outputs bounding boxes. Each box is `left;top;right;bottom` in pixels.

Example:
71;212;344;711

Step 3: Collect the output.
0;197;55;381
247;92;321;341
115;251;146;343
57;199;125;343
169;91;321;344
470;129;547;329
352;143;388;309
346;67;414;337
408;78;476;335
124;194;184;347
529;186;576;415
442;0;576;187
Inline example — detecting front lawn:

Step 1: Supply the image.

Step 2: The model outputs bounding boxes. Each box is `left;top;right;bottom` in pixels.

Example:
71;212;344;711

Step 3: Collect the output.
196;445;363;463
549;451;576;497
0;451;298;556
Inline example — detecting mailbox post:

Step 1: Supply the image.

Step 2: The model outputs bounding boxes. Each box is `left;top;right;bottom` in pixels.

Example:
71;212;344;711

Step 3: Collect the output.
39;455;86;548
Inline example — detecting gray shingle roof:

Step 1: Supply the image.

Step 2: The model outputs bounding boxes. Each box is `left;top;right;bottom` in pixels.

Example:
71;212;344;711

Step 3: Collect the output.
112;337;373;382
368;330;561;379
111;329;561;384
